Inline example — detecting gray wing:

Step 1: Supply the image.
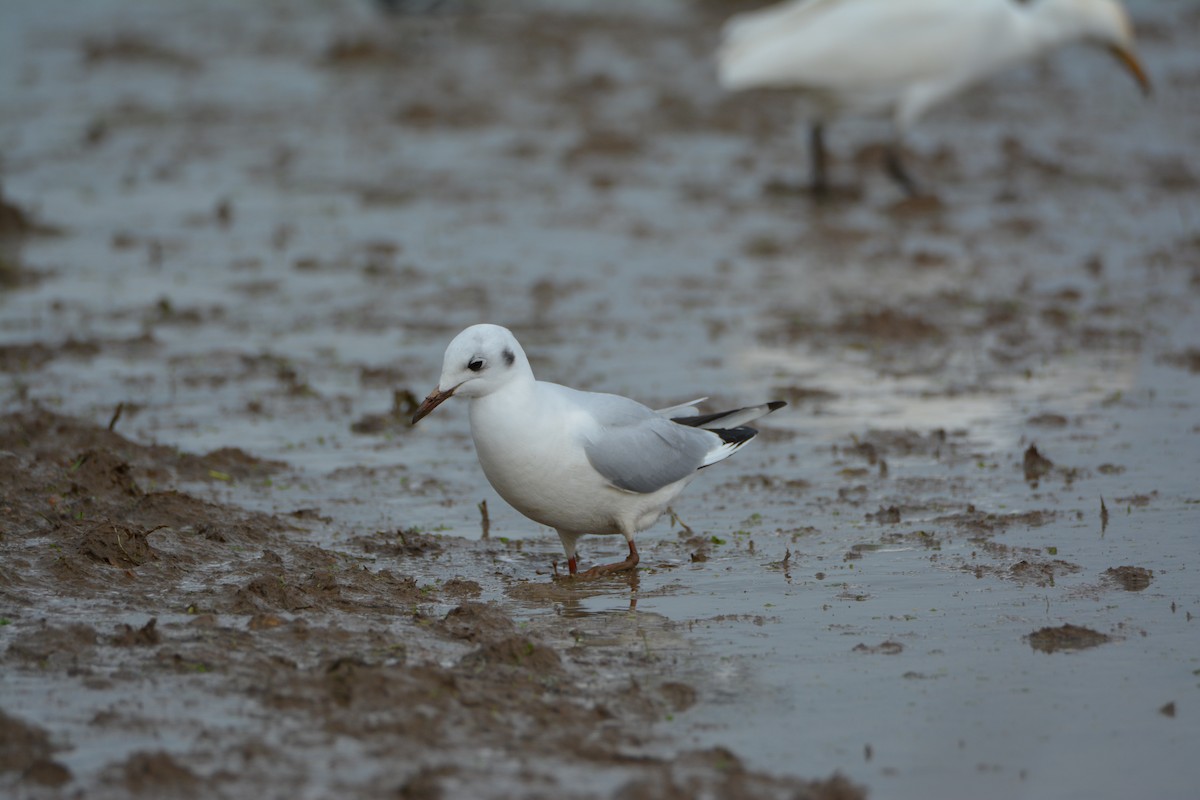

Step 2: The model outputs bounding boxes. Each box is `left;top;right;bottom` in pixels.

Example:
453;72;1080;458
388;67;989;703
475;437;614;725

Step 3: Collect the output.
579;394;715;494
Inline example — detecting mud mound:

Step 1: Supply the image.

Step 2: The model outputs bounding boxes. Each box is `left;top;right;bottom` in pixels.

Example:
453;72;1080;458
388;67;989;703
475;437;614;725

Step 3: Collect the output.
352;528;448;558
462;635;563;674
1009;559;1082;587
0;710;71;787
438;601;516;642
175;447;287;483
112;618;161;647
0;408;286;500
5;623;98;668
0;409;292;607
0;190;49;238
0;339;99;371
1027;624;1112;653
1104;566;1154;591
111;750;200;795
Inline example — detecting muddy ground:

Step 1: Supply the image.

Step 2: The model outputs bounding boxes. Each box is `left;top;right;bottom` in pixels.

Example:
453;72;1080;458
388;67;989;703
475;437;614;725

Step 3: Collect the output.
2;1;1199;798
0;407;860;799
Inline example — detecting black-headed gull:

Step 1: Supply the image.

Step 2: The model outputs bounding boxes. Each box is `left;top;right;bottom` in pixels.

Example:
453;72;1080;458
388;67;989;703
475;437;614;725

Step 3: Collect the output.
411;324;785;577
716;0;1151;196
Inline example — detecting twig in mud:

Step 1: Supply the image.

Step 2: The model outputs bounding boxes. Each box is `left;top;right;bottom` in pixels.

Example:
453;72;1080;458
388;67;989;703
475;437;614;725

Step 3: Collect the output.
107;402;124;431
115;526;133;562
667;506;693;535
478;499;489;539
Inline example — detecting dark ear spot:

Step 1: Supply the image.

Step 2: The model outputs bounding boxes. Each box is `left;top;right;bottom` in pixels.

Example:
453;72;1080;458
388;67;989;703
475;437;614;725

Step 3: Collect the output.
503;348;515;366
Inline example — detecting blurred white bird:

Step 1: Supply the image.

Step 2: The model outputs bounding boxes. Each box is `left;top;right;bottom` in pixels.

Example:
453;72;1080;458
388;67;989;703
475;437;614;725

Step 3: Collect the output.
717;0;1151;196
411;324;784;577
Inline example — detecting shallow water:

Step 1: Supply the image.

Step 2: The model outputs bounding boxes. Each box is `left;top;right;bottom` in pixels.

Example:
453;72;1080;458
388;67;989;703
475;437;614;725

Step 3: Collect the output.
3;0;1199;797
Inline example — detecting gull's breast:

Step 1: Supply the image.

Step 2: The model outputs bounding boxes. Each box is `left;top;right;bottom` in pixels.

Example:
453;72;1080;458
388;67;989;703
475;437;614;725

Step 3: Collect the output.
469;397;622;534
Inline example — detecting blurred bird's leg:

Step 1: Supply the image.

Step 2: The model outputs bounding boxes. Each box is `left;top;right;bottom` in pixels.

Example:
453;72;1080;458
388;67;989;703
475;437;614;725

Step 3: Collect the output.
578;539;639;578
884;143;921;197
809;123;830;197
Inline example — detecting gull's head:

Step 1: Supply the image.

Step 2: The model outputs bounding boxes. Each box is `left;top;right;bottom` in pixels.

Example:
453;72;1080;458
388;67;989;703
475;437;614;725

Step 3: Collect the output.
411;324;530;424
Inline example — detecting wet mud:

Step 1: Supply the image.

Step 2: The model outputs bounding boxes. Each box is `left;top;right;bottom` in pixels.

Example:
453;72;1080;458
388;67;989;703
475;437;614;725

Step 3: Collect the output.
2;1;1199;798
0;408;856;799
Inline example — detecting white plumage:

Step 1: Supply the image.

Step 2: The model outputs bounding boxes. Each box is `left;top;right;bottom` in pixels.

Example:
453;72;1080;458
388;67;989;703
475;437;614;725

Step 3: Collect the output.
716;0;1150;195
411;324;784;577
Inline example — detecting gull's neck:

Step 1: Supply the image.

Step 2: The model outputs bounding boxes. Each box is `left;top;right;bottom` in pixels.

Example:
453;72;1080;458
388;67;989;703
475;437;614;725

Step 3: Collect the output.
1020;0;1097;53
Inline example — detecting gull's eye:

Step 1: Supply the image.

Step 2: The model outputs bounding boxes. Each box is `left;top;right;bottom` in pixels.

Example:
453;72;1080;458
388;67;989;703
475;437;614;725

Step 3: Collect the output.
467;358;485;372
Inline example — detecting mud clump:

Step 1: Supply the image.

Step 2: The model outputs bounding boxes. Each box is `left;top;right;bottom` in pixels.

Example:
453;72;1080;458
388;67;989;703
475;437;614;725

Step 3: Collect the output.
82;36;199;71
112;618;161;647
836;309;944;342
440;578;483;599
1104;566;1154;592
1027;624;1112;653
659;681;699;713
845;428;950;461
867;505;901;524
1023;444;1054;482
230;570;327;614
614;747;863;800
0;339;100;371
1027;412;1069;427
175;446;287;483
0;710;72;788
354;528;447;558
438;602;515;642
0;189;50;238
6;623;99;668
940;507;1055;535
462;636;563;675
1115;492;1157;508
1159;348;1200;373
67;448;143;497
1009;559;1082;587
562;129;644;165
113;750;200;795
78;522;160;567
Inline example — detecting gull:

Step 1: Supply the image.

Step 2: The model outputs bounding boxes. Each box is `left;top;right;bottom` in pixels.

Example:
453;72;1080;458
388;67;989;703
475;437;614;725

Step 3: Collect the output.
411;324;785;577
716;0;1152;196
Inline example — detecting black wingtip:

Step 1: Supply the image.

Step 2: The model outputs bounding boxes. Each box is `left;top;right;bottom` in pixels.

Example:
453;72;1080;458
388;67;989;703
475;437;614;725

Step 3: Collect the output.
672;400;787;429
714;425;758;446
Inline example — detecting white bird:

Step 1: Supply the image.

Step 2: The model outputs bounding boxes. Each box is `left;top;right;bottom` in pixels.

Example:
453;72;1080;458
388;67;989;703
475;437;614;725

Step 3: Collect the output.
716;0;1152;196
410;324;785;577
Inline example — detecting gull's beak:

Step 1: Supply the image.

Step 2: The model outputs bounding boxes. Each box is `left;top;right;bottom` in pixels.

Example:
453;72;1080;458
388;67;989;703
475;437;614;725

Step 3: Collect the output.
1110;44;1152;96
411;386;455;424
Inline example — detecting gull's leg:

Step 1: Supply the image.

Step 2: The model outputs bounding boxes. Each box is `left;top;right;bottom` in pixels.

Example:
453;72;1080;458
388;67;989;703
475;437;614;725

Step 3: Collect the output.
884;142;921;197
578;539;639;579
809;122;830;198
555;530;581;577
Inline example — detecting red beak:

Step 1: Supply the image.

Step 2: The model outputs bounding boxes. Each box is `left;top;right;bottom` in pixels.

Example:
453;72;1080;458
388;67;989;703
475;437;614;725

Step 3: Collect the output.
411;387;455;424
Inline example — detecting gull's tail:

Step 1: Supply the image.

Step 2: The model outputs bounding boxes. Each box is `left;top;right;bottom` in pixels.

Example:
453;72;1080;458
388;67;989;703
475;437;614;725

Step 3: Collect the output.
679;401;787;469
672;400;786;431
